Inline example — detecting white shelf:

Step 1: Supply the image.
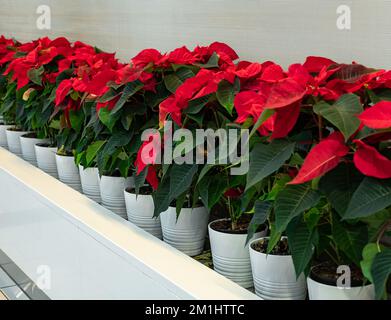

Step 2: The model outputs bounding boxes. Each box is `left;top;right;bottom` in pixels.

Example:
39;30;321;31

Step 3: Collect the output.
0;147;259;300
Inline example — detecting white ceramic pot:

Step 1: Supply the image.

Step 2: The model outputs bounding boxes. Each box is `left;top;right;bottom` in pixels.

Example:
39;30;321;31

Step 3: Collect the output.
208;219;267;289
100;175;134;219
124;190;162;239
20;135;49;166
35;144;58;178
55;154;82;192
5;128;30;157
307;276;375;300
79;165;101;203
0;124;12;149
249;237;307;300
160;206;209;257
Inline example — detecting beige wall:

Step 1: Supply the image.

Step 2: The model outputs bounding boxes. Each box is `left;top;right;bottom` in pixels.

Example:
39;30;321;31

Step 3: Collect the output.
0;0;389;68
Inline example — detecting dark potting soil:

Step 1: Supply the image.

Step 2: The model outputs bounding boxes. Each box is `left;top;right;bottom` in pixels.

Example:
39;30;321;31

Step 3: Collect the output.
57;152;74;157
310;261;367;287
104;170;131;177
8;127;23;132
126;185;153;195
251;237;290;256
22;132;37;138
169;198;204;208
210;216;253;234
36;142;56;148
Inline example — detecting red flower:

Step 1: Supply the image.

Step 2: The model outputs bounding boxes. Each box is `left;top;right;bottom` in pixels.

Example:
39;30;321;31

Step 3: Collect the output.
264;78;306;109
260;63;285;82
132;49;163;68
4;58;31;89
270;101;301;139
208;42;239;61
159;69;223;125
234;91;266;123
146;166;159;190
0;51;16;65
358;101;391;129
86;69;117;96
235;61;263;79
288;64;312;87
224;187;243;198
369;70;391;89
159;96;182;126
303;56;336;73
161;46;197;65
289;132;349;184
55;79;73;106
96;96;119;112
353;140;391;179
134;132;161;174
115;65;141;84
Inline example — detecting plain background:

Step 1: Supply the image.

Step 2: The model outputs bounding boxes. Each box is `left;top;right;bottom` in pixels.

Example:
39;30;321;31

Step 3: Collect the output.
0;0;389;68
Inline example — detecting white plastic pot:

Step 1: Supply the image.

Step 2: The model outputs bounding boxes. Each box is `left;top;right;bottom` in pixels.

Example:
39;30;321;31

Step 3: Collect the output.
249;237;307;300
307;276;375;300
100;175;134;219
35;144;58;178
79;165;101;203
55;154;82;192
124;190;162;239
160;206;209;256
0;124;12;149
208;219;267;289
20;135;49;166
5;128;30;157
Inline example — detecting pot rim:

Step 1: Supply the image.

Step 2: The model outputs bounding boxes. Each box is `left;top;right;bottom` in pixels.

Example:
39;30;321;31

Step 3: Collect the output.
249;236;292;258
6;127;30;133
35;143;57;149
208;218;267;236
20;133;47;140
124;185;153;197
167;203;205;210
308;264;373;288
307;274;374;289
100;174;133;180
78;164;99;170
55;153;74;157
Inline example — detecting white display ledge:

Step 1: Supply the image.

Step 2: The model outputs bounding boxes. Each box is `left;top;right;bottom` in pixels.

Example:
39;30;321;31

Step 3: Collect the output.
0;148;259;300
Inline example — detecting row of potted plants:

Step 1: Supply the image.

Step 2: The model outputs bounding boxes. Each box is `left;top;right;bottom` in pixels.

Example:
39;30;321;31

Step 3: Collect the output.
0;35;390;300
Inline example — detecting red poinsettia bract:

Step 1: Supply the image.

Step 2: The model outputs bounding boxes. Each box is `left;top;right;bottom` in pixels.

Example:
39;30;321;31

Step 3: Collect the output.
289;131;349;184
358;101;391;129
353;140;391;179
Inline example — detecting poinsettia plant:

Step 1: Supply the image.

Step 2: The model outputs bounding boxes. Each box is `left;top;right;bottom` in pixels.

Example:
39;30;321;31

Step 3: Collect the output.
0;36;19;124
133;42;243;195
3;37;74;142
2;34;391;298
53;41;123;156
134;42;248;217
258;58;391;299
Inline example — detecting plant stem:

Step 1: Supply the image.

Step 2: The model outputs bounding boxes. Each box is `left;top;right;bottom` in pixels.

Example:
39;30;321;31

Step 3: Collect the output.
318;114;323;141
376;219;391;250
324;249;340;266
231;219;237;231
213;110;220;128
